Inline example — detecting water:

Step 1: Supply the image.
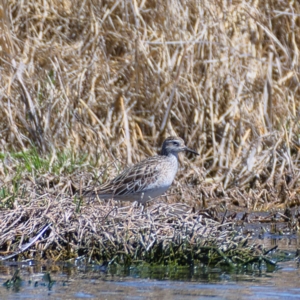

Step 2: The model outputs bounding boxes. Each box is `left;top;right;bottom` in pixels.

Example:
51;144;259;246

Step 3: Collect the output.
0;235;299;300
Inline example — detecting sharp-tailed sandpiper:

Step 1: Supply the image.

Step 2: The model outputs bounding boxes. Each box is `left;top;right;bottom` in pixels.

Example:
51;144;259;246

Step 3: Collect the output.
83;136;199;204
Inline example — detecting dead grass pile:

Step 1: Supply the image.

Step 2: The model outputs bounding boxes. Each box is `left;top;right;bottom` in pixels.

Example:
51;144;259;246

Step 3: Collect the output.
0;0;300;204
0;193;276;268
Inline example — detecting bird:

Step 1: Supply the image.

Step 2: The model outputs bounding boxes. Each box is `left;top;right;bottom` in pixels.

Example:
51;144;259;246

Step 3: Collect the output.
83;136;199;204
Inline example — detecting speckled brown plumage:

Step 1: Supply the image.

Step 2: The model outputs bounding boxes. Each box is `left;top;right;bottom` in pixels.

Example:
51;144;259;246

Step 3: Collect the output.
83;136;199;204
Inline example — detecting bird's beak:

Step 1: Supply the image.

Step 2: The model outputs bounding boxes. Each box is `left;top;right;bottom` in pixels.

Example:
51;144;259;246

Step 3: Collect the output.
184;147;199;156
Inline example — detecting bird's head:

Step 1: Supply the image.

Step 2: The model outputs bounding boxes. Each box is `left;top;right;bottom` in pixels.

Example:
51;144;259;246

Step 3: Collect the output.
160;136;199;156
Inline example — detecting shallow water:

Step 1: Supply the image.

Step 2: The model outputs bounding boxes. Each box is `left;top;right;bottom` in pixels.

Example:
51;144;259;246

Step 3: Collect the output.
0;234;299;300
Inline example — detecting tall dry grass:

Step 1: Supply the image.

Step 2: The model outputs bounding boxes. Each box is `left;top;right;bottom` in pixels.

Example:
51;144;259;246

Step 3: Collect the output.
0;0;300;206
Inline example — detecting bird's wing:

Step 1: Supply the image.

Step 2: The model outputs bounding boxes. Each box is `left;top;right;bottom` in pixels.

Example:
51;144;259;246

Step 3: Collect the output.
84;156;163;198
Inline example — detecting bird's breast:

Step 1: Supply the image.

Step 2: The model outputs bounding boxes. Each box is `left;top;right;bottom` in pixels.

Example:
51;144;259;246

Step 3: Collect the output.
153;155;178;187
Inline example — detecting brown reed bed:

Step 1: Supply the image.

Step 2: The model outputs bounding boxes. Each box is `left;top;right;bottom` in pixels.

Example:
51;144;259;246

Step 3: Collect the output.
0;0;299;194
0;153;297;267
0;190;277;269
0;0;300;266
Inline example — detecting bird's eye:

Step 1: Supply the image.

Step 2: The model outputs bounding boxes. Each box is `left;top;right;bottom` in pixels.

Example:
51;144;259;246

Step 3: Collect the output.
173;141;179;146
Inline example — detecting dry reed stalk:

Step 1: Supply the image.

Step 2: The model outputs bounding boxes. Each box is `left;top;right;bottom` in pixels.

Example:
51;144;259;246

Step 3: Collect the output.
0;0;299;207
0;192;272;265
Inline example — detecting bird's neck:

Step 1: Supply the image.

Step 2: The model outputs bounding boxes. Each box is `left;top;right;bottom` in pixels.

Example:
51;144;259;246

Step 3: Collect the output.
168;153;179;172
160;151;179;160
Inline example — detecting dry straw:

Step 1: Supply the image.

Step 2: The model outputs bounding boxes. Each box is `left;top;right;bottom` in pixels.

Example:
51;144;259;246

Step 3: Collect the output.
0;193;273;267
0;0;299;191
0;0;299;262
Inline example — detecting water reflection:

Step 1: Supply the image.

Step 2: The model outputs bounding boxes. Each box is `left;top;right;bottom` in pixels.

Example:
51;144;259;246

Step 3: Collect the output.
0;234;299;300
0;262;299;300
